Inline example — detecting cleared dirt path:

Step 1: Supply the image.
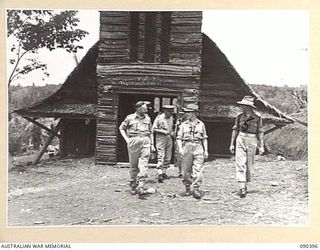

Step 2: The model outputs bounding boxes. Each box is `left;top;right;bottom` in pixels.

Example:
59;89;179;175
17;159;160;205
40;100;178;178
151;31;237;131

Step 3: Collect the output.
8;156;308;226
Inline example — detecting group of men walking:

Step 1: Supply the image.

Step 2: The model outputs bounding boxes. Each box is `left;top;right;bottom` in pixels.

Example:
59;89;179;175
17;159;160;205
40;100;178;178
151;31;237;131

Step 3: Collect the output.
119;95;264;200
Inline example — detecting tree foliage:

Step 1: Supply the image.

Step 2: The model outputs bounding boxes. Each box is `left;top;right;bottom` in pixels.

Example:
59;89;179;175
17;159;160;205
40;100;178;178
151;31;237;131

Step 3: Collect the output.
8;84;61;118
8;84;61;155
7;10;88;86
250;84;307;114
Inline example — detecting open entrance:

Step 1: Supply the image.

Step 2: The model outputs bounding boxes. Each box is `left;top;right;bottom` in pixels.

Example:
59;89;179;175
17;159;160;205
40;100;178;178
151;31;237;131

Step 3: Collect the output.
117;93;179;162
205;121;233;158
60;118;96;157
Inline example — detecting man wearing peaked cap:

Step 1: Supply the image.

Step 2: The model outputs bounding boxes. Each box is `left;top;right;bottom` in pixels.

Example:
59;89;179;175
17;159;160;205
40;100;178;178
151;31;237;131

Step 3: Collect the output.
176;103;208;199
229;95;264;198
119;101;155;199
135;101;151;109
152;105;175;183
182;103;199;112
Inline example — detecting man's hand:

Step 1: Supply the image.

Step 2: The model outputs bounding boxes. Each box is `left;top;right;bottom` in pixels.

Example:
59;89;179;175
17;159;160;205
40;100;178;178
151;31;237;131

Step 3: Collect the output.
151;145;156;153
179;148;184;156
204;151;209;160
229;145;235;154
165;131;174;136
258;146;264;155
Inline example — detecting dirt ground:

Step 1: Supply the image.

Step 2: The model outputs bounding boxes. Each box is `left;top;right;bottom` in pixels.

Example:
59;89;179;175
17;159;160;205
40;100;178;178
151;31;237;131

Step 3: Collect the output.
8;155;308;226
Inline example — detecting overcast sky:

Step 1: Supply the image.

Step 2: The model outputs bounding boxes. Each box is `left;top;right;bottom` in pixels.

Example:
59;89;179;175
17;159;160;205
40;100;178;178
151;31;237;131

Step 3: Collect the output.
7;10;309;87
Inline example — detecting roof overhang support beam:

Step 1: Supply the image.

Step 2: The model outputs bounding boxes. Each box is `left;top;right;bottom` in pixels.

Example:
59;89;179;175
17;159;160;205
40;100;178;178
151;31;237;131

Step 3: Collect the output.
264;124;286;135
22;116;60;138
291;118;307;127
33;120;62;165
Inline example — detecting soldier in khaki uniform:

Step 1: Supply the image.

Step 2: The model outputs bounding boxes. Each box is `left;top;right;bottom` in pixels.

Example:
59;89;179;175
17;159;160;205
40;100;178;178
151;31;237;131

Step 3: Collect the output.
152;105;175;183
119;101;155;199
229;96;264;198
174;110;187;177
176;104;208;199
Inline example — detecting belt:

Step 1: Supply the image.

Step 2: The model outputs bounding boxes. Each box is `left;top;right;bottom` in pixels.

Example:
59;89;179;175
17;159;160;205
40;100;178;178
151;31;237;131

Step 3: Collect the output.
129;134;150;138
183;139;201;143
239;132;257;138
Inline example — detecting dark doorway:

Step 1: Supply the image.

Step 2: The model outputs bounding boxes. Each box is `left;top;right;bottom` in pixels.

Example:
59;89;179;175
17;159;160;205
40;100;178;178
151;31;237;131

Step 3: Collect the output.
60;119;96;157
205;122;233;158
117;93;178;162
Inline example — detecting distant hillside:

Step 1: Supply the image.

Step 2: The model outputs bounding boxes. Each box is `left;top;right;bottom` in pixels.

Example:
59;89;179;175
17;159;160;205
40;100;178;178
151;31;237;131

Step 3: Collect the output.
249;84;307;115
250;84;307;160
9;84;62;118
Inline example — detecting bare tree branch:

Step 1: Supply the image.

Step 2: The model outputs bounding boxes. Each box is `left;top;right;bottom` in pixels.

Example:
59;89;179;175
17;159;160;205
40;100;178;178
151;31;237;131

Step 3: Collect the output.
8;42;30;86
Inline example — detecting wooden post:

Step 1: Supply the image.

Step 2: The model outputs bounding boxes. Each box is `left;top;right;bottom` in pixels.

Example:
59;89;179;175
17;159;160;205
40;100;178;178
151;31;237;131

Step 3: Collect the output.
23;116;60;138
33;120;61;165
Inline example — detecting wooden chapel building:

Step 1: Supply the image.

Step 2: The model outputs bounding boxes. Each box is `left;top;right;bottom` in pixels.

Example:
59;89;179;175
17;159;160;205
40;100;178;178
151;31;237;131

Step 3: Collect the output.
16;11;293;165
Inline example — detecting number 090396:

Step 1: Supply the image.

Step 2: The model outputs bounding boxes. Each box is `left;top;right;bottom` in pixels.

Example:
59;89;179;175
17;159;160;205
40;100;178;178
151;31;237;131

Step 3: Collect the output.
300;244;318;248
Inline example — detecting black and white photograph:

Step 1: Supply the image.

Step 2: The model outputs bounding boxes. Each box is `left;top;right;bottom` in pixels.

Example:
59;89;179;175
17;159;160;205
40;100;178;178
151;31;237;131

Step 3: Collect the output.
7;9;309;228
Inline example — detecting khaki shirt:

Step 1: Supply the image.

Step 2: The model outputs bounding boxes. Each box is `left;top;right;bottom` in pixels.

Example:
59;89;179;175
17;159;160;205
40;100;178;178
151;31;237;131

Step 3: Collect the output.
232;111;264;134
174;117;184;136
177;119;208;141
152;113;173;134
119;113;152;137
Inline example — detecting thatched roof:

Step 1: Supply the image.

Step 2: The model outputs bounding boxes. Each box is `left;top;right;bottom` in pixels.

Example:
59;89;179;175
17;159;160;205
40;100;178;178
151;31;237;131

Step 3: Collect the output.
16;103;97;118
202;104;291;124
15;34;293;125
200;34;293;124
15;42;99;118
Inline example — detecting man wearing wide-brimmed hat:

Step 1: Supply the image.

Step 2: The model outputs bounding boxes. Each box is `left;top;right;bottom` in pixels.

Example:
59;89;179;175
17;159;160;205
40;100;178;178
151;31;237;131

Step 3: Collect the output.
176;103;208;199
119;101;155;199
152;104;175;183
229;95;264;198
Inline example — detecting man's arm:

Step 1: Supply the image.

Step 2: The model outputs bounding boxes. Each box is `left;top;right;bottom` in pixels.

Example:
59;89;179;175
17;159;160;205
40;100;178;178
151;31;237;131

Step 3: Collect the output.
119;116;130;144
152;117;169;135
153;128;168;135
176;124;184;154
257;116;264;155
203;138;208;159
229;130;239;154
230;116;240;154
119;128;129;144
177;139;183;155
201;123;209;159
149;119;155;152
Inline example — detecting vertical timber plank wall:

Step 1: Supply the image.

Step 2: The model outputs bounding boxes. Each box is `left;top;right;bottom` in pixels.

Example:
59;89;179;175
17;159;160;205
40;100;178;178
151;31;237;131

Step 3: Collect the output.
96;11;130;164
138;13;145;62
170;11;202;107
96;11;203;165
